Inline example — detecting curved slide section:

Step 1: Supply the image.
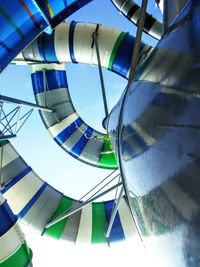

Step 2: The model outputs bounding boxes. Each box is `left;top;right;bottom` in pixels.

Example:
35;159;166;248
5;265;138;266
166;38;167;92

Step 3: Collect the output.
0;140;137;244
0;0;93;73
20;21;152;78
32;63;118;169
16;21;152;169
111;0;162;40
0;193;32;267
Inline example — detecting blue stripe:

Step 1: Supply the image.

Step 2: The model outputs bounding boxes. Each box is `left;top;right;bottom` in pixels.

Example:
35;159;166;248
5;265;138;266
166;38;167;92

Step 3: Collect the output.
31;70;68;94
54;117;83;145
69;127;93;158
104;200;125;242
122;125;149;159
69;20;78;63
37;30;58;63
1;167;32;194
112;33;139;78
18;182;48;219
151;93;185;116
0;200;17;236
37;34;47;63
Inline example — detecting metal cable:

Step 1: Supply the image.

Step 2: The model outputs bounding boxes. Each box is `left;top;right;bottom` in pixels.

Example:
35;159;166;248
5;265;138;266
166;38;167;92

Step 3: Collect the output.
79;169;118;201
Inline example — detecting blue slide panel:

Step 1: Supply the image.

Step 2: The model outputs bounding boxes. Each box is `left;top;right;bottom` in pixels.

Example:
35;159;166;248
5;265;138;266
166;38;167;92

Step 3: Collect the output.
0;200;17;236
0;0;48;72
31;70;68;94
104;200;125;243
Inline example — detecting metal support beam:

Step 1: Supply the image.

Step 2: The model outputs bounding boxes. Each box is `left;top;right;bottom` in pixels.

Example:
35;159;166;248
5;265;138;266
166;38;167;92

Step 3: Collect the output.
106;186;124;239
0;94;53;140
0;95;52;112
46;182;123;229
92;26;109;117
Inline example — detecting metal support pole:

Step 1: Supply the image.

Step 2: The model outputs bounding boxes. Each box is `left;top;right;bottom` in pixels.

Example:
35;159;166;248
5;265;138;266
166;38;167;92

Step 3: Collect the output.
92;29;109;117
0;102;3;122
106;186;124;239
128;0;148;85
0;95;52;112
46;182;123;229
14;106;22;133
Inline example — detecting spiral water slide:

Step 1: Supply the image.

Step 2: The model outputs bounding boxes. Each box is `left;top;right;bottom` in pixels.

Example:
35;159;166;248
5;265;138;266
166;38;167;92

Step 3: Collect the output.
0;1;134;266
14;21;151;169
0;1;147;264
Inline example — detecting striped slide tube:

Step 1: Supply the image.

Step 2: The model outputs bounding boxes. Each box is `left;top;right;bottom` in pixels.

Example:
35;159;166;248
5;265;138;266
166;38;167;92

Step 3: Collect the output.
31;63;118;169
0;0;48;72
0;140;138;245
17;22;151;169
0;193;33;267
16;21;152;79
111;0;162;40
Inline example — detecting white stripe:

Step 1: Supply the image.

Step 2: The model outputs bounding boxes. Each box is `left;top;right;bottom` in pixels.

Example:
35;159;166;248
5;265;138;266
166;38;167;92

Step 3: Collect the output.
1;143;19;168
0;194;5;205
78;137;103;165
76;204;92;244
48;112;79;137
132;122;156;146
73;23;96;65
118;198;138;241
4;172;43;215
31;63;66;73
73;23;120;69
55;23;71;63
160;87;200;100
162;181;199;221
149;22;162;40
92;26;120;68
0;223;24;263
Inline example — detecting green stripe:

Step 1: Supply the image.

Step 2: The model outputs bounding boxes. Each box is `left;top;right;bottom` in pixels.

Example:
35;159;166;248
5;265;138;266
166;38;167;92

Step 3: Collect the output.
0;242;32;267
92;202;107;244
43;196;73;239
108;32;127;70
98;135;118;170
0;7;25;39
0;140;9;148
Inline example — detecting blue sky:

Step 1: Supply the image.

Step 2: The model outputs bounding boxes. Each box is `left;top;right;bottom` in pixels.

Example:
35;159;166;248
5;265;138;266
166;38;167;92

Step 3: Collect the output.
0;0;162;266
